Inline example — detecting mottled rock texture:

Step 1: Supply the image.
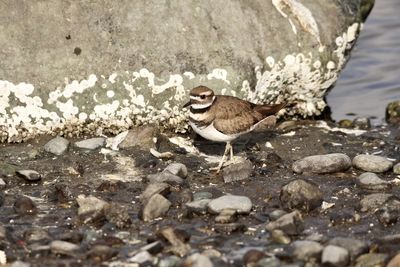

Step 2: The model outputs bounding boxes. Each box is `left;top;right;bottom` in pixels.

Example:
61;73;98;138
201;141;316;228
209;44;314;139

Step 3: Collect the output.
0;0;374;142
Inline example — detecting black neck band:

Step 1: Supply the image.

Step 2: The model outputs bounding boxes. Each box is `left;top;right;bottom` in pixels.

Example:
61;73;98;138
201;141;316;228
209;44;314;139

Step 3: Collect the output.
190;106;211;114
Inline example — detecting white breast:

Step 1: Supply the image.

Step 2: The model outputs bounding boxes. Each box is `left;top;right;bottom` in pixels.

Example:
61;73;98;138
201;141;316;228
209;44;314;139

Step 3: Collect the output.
189;121;239;142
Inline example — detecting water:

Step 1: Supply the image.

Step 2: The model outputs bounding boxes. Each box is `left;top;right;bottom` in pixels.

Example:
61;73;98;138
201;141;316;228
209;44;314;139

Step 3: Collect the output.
327;0;400;124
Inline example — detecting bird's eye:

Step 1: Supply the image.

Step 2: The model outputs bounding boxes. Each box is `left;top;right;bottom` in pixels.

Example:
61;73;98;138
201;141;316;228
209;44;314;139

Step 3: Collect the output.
200;95;206;99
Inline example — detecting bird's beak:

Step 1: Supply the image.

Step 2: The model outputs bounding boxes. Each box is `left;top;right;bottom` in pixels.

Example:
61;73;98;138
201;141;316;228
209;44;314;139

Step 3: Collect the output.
183;101;191;108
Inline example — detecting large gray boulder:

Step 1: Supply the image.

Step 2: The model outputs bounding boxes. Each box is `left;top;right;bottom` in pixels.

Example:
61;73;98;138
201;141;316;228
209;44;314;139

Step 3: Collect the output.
0;0;374;142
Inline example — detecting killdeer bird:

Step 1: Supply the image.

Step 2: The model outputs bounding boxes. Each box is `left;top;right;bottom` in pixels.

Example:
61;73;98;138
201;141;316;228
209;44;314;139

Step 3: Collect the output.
184;85;287;173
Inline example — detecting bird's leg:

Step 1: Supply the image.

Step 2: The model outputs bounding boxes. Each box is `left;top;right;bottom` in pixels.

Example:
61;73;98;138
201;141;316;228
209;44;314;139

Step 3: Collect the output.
215;142;231;173
229;143;234;161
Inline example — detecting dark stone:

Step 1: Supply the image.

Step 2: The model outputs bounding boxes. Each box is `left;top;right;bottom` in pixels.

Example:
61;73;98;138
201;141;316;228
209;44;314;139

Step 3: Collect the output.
222;160;253;183
14;196;37;215
280;179;323;211
87;245;117;262
104;203;132;229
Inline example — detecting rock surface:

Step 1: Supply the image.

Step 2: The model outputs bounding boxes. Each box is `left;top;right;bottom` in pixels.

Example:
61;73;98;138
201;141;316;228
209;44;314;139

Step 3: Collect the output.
352;155;393;173
292;153;351;174
280;179;323;211
207;195;252;214
0;1;374;142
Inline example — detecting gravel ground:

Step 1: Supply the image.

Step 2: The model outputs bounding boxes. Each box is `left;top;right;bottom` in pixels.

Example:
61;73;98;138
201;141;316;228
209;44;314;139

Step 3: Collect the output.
0;119;399;267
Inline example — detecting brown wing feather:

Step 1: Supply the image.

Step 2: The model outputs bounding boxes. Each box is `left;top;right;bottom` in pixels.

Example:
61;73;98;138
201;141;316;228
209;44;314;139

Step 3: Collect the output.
211;96;285;135
253;103;287;116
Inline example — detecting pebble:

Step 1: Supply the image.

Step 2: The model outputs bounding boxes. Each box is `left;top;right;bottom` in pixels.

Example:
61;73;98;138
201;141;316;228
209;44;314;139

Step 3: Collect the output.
87;245;117;262
215;209;237;223
16;170;42;182
359;193;399;212
357;172;391;190
292;153;351;174
376;206;398;225
207;195;252;214
158;255;182;267
50;240;80;255
271;229;291;244
75;137;105;150
23;228;51;244
76;195;109;216
352;154;393;173
243;249;265;265
44;136;69;155
179;189;193;204
213;223;246;234
140;182;170;203
185;199;212;214
0;250;5;265
269;209;287;221
256;257;281;267
0;178;5;189
164;163;188;178
222;160;253;183
11;261;31;267
142;193;171;221
321;245;350;267
353;117;371;130
266;210;304;235
147;171;184;185
14;196;37;215
193;191;213;201
104;203;132;229
129;250;153;264
355;253;389;267
157;227;190;257
289;240;323;261
182;253;214;267
386;100;400;124
393;163;400;174
119;126;157;150
54;183;74;203
387;253;400;267
280;179;323;211
328;237;368;260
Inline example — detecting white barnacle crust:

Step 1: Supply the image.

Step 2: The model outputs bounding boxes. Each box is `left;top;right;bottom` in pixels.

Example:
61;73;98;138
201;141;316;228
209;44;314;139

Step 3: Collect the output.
0;22;362;142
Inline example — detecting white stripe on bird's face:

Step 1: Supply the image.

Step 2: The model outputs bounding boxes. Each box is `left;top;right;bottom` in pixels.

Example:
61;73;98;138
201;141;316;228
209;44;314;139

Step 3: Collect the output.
190;96;216;110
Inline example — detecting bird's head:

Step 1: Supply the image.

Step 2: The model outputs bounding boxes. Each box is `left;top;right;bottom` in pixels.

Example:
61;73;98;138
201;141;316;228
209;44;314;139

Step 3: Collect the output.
183;86;216;110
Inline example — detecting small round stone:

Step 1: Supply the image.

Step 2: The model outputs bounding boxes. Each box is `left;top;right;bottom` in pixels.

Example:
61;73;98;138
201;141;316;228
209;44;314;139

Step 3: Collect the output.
292;153;351;174
352;154;393;173
207;195;252;214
